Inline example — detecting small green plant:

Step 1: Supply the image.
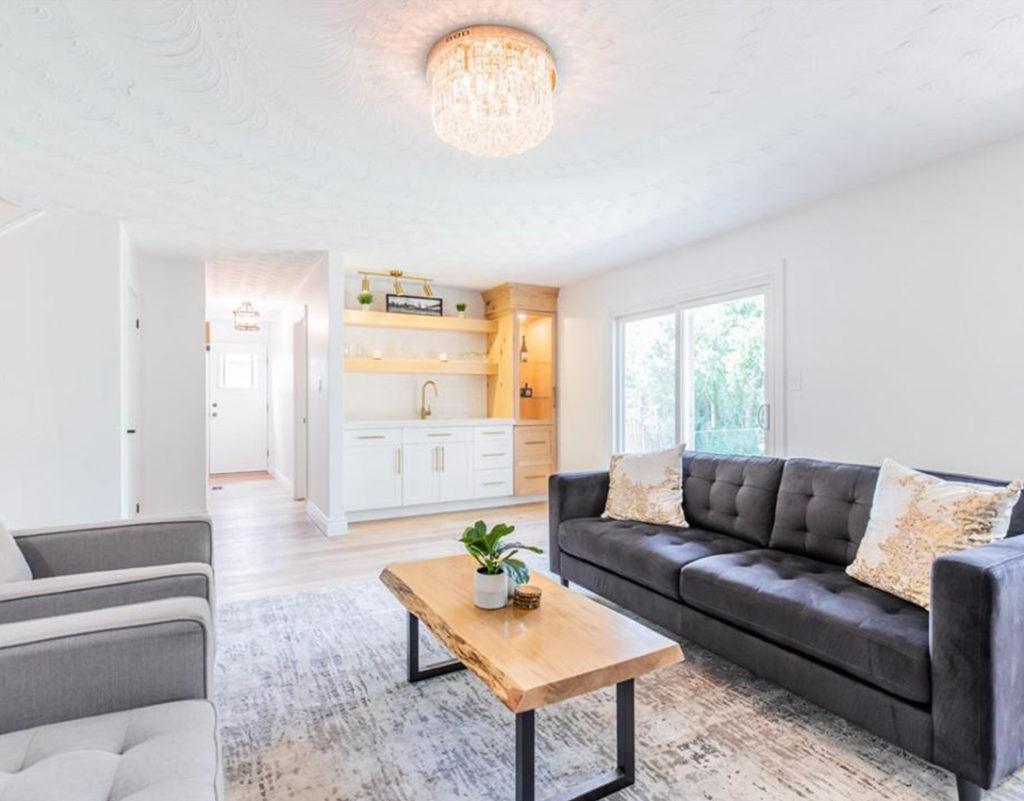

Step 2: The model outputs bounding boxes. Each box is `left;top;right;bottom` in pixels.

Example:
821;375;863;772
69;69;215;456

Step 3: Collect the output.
356;291;374;306
459;520;542;585
455;302;467;312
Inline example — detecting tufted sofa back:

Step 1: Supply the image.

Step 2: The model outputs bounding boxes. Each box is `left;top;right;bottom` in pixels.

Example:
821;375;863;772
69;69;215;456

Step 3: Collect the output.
682;452;786;547
768;459;879;565
767;457;1024;566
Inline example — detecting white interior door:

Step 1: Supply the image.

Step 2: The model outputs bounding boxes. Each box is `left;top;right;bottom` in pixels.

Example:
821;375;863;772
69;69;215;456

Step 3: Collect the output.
293;314;308;500
123;286;141;516
209;342;268;474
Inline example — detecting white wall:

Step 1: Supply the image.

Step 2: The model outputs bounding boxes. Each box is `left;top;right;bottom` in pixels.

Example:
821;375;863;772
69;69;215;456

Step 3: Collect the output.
269;251;347;534
559;134;1024;480
136;252;207;514
0;211;123;528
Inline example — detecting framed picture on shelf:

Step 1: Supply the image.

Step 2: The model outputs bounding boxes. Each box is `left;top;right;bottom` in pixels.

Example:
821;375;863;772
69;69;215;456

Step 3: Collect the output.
386;294;443;317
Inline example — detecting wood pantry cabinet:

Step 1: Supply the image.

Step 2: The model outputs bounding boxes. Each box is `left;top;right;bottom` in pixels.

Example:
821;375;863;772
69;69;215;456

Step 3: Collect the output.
481;283;559;497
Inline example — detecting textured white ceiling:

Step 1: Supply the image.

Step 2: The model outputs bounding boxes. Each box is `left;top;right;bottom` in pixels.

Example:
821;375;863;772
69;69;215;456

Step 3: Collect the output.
1;0;1024;287
205;251;322;318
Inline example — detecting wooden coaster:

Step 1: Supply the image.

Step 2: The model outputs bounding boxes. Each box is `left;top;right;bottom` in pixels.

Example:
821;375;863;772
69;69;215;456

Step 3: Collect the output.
513;584;542;610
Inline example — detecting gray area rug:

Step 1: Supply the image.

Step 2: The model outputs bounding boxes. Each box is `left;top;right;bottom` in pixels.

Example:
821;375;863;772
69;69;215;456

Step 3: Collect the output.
216;577;1024;801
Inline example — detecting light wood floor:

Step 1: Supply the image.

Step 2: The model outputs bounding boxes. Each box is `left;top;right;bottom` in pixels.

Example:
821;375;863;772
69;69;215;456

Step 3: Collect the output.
209;472;548;603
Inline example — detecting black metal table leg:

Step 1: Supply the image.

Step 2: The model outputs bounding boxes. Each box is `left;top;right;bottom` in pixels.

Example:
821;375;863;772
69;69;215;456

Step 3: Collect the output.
515;678;636;801
406;612;465;683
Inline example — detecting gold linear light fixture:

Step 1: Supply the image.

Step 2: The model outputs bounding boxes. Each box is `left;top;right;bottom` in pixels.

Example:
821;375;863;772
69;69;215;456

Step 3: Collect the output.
359;269;435;297
427;25;557;157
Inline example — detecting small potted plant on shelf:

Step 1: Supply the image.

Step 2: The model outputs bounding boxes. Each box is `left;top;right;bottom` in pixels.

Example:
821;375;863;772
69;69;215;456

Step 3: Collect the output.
459;520;543;609
357;291;374;309
455;301;467;318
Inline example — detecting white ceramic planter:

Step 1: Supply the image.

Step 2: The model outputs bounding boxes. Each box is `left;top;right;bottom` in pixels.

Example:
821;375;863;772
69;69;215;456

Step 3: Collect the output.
474;569;508;609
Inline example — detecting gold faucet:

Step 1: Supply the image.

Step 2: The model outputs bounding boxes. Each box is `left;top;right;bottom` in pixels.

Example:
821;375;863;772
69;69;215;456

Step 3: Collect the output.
420;380;439;419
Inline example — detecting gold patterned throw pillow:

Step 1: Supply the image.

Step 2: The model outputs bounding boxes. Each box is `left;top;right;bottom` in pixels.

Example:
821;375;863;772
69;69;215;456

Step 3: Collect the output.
847;458;1022;608
602;445;687;527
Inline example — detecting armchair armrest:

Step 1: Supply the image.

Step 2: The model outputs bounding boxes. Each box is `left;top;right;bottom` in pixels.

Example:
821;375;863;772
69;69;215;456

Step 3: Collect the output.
0;562;214;624
548;471;609;574
0;597;213;734
931;535;1024;789
12;513;212;578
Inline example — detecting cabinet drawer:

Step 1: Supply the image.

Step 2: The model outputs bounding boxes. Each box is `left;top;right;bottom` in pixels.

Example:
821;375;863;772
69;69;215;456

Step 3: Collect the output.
403;427;473;444
515;463;552;496
344;428;401;447
515;426;553;462
473;426;513;444
474;468;514;498
474;441;513;470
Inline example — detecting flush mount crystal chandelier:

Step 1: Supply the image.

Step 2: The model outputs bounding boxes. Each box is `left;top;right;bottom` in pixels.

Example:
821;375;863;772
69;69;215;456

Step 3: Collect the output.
426;25;557;157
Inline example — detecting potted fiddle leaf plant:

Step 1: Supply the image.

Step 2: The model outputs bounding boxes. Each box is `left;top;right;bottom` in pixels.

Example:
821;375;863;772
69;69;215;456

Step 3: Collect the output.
459;520;543;609
357;291;374;309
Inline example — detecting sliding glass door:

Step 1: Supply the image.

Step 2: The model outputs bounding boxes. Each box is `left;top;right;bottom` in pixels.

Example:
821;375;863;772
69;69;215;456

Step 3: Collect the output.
616;287;775;456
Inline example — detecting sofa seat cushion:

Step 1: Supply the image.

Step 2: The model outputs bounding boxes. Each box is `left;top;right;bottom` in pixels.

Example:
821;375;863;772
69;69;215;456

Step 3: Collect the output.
0;700;220;801
559;518;755;599
679;549;931;703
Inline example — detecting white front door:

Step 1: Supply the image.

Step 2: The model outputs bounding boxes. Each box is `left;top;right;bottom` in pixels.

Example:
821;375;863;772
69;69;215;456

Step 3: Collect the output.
209;342;268;474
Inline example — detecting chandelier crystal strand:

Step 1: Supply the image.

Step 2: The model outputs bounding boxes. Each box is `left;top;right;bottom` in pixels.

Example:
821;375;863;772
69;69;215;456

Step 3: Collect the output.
427;26;556;157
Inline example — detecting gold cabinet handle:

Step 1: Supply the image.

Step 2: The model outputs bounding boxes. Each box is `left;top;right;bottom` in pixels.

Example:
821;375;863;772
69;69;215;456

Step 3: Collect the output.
525;474;546;479
396;448;402;475
482;452;505;457
482;481;505;486
481;431;505;436
441;446;445;472
427;433;452;437
525;440;546;445
358;434;386;440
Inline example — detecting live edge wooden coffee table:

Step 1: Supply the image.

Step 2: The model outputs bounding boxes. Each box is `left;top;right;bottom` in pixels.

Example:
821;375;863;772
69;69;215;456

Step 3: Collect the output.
380;555;683;801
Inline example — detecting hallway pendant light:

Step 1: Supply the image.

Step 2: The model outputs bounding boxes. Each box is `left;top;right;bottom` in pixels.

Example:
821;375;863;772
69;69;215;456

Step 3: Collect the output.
427;25;557;157
233;302;260;332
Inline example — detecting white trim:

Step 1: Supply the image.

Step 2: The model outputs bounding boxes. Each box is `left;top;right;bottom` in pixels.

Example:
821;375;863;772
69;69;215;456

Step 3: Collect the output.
0;209;45;238
345;494;544;523
270;467;294;497
612;264;786;456
306;500;348;537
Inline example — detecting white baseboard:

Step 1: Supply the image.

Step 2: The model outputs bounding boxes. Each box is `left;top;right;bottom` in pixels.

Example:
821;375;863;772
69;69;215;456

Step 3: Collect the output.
270;467;294;497
306;500;348;537
345;494;545;523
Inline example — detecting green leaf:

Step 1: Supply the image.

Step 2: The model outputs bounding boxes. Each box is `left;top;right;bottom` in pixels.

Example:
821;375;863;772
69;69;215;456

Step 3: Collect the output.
502;558;530;585
496;541;544;556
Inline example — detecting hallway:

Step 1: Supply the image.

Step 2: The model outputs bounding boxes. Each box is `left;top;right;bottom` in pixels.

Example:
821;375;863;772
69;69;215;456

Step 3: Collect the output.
209;472;548;602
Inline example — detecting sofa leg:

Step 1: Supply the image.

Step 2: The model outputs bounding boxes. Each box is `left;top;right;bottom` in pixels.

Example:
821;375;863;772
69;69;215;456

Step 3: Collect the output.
956;776;983;801
560;577;569;588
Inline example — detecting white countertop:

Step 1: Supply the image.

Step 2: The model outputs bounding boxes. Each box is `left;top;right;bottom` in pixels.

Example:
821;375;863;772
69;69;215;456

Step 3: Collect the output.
345;418;514;429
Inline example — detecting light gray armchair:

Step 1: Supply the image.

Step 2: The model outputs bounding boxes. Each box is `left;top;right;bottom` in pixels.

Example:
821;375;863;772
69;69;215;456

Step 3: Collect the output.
4;514;214;624
0;597;221;799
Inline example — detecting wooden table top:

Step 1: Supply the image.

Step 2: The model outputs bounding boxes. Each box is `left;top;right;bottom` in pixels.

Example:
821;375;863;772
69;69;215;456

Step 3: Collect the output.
380;555;684;713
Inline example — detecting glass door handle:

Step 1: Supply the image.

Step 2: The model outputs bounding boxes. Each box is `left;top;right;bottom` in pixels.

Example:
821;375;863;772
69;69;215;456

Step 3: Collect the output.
757;403;770;430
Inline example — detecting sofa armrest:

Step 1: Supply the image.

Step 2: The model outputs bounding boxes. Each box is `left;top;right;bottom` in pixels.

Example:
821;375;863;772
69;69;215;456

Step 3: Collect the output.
548;471;610;575
931;535;1024;789
0;597;213;734
0;563;214;624
12;514;213;578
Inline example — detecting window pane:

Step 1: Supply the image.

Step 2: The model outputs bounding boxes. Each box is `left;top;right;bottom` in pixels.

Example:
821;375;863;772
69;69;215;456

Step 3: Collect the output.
621;313;677;453
687;295;765;456
221;353;255;389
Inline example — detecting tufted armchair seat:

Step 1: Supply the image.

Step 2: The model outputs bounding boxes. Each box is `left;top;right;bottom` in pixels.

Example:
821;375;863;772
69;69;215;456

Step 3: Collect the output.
680;549;930;703
0;700;220;801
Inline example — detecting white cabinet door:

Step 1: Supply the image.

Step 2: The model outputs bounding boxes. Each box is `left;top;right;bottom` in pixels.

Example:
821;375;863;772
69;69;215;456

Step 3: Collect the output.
437;442;474;502
343;445;402;511
402;443;439;505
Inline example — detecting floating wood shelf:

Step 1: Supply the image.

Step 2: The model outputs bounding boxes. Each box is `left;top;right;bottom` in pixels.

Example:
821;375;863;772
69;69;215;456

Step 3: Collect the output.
344;309;496;334
345;357;498;376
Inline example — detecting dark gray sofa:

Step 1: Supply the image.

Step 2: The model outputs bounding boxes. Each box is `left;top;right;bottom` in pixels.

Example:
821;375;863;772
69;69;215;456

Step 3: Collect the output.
549;452;1024;801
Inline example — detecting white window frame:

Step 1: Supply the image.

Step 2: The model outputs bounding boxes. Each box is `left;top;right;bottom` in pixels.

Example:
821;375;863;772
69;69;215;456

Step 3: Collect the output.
613;267;786;457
